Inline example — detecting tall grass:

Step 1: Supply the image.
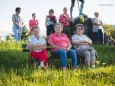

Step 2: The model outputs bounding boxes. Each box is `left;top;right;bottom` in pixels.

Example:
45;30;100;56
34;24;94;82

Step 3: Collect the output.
0;40;115;86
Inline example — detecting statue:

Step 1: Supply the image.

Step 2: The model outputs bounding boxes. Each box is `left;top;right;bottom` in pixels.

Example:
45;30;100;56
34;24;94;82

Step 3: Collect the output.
70;0;85;18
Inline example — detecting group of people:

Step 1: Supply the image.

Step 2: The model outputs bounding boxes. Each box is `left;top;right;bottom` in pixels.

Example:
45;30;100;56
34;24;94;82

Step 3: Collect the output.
12;7;102;70
12;7;71;41
12;7;104;45
27;23;96;70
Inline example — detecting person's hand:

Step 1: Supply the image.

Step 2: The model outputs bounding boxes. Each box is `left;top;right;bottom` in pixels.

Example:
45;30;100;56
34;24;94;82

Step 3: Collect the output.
66;47;70;52
37;44;43;47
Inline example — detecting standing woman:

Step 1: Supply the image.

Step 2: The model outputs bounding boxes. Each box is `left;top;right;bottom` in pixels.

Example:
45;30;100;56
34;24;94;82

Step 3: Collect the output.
92;12;104;44
45;9;57;37
27;26;47;67
29;13;39;34
12;7;22;41
59;7;71;38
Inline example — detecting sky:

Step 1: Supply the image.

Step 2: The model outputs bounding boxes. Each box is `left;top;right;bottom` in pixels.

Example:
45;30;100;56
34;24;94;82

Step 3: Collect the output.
0;0;115;35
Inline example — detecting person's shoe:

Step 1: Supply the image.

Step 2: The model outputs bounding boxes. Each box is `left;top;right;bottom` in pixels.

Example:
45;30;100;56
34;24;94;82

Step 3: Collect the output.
40;61;44;67
91;65;95;68
62;67;66;71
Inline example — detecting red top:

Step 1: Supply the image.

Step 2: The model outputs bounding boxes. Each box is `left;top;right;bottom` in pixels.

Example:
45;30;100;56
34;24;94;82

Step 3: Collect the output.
29;19;39;33
59;13;70;26
48;33;70;51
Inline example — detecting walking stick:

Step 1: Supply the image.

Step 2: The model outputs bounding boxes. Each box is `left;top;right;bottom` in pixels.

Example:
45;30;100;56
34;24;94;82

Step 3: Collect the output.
103;31;104;45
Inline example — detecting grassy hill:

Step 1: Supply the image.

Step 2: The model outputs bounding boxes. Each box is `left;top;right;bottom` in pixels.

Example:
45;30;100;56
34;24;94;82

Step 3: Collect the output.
0;40;115;86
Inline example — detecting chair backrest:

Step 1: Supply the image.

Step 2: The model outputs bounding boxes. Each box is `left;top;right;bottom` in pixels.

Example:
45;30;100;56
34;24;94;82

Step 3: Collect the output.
22;44;30;52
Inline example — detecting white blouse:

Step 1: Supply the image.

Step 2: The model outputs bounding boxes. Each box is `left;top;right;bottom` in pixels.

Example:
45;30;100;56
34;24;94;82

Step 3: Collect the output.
27;35;46;52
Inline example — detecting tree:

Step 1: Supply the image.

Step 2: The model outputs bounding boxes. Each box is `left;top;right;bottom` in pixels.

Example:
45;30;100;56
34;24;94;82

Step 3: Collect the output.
21;22;29;40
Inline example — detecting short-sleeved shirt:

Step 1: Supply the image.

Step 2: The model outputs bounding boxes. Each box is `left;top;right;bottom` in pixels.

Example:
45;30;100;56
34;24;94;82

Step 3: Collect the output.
12;14;21;27
12;14;22;33
27;35;46;52
72;34;91;50
48;33;70;51
59;13;70;26
92;17;103;32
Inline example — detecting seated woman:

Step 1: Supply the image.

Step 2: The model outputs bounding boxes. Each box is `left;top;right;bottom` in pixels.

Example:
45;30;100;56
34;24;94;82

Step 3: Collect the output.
72;24;96;68
27;26;47;67
48;23;77;70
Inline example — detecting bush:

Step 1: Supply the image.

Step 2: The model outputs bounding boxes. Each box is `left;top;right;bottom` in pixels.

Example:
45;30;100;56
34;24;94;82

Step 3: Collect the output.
103;24;115;39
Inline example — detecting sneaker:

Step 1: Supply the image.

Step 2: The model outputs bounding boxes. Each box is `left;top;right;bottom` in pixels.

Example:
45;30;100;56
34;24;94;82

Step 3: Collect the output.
91;65;95;68
62;67;66;71
40;61;44;67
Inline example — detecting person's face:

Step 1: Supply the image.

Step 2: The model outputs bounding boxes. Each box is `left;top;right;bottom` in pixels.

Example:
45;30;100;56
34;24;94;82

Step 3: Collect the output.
76;26;84;34
95;13;99;18
32;28;39;35
63;8;67;14
49;12;54;16
54;25;63;33
16;9;21;15
32;15;36;19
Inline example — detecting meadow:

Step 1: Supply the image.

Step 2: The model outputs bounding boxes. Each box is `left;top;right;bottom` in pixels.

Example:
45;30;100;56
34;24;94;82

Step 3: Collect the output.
0;40;115;86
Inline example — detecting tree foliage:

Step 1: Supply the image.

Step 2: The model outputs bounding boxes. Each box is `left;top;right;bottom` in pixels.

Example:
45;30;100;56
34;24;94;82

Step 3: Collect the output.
21;22;29;40
103;24;115;39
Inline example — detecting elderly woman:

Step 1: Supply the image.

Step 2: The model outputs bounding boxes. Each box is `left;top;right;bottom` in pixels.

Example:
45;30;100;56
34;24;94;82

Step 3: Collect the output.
72;24;96;68
27;26;47;67
48;23;77;70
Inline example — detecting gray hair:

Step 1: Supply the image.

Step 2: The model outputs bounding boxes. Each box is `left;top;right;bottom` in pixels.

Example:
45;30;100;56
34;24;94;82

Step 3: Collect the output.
76;24;84;30
54;23;63;28
32;26;40;31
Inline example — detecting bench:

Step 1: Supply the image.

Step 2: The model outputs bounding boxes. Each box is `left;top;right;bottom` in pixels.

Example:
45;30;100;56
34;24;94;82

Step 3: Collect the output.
22;44;85;66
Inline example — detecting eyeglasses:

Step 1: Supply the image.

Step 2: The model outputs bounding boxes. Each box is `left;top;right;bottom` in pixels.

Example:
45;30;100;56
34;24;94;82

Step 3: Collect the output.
56;27;62;28
76;28;83;30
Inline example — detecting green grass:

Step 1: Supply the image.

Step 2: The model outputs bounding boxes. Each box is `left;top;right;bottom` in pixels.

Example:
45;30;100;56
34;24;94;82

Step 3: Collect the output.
0;40;115;86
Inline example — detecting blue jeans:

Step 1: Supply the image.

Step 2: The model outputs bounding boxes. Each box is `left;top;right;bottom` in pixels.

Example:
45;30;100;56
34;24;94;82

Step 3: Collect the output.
93;29;103;43
13;27;22;41
52;49;77;68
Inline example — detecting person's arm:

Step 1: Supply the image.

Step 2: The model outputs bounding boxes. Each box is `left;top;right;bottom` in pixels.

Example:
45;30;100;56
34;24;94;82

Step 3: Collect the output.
72;35;89;46
55;16;57;23
93;20;100;26
93;18;102;26
36;19;39;25
34;44;46;51
65;36;72;51
86;37;92;45
66;14;70;22
28;41;47;51
59;14;64;23
45;16;48;27
66;42;72;51
29;20;32;29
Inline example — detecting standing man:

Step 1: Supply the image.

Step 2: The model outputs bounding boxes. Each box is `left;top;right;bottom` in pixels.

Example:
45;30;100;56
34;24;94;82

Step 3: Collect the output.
12;7;22;41
92;12;104;44
70;0;85;18
59;7;71;38
79;0;85;15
